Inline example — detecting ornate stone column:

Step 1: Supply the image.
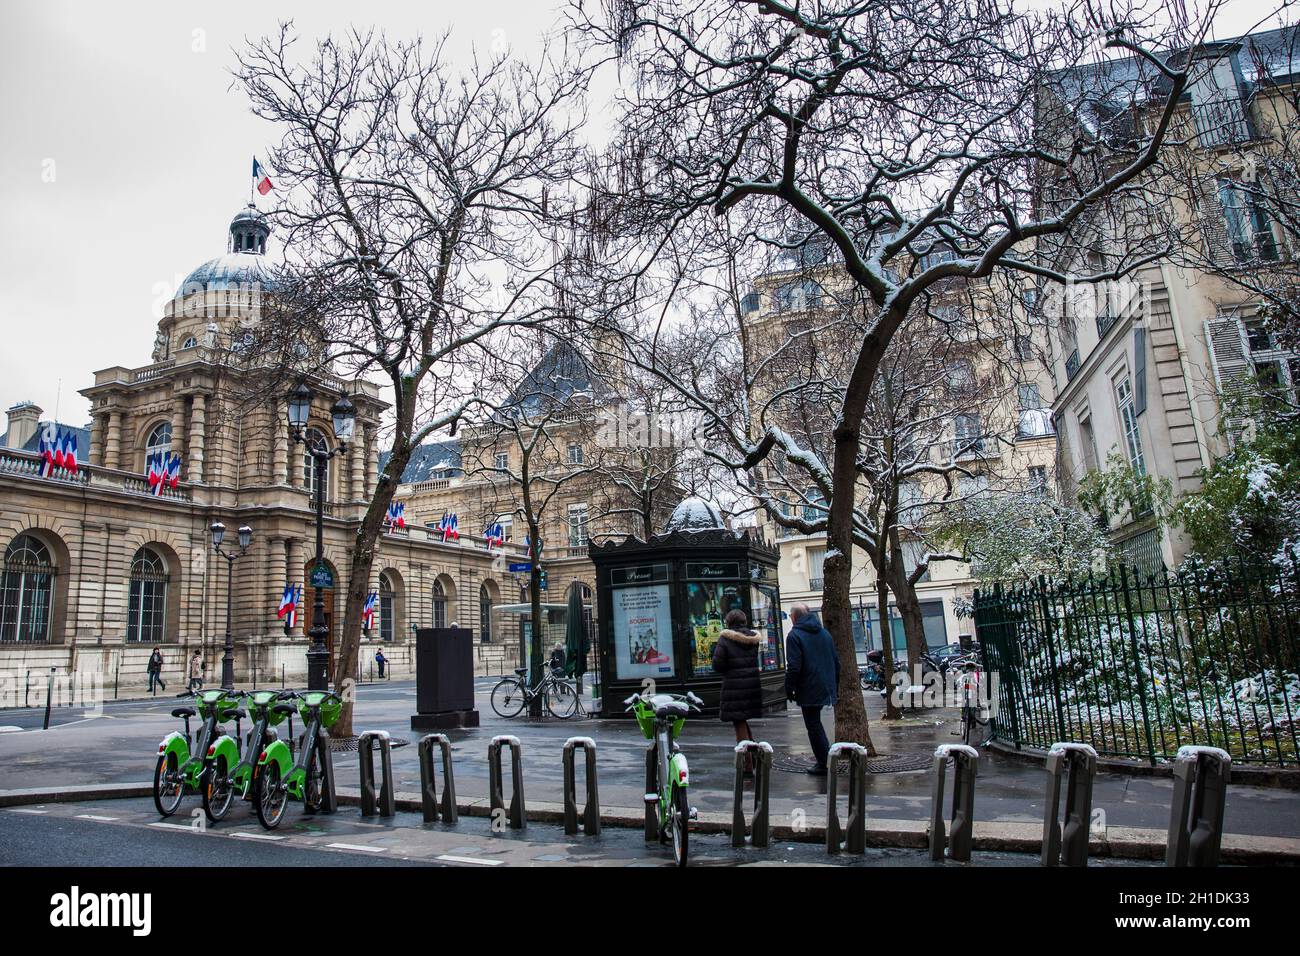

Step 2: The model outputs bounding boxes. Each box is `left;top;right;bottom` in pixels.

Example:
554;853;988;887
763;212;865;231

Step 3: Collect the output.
88;413;105;467
170;397;188;470
364;423;378;499
189;393;206;482
271;401;288;485
104;410;123;471
350;422;366;502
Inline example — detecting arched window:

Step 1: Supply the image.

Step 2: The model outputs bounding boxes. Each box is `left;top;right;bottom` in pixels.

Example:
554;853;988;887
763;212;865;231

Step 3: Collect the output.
1;534;55;643
379;573;394;643
127;548;169;644
180;335;198;350
303;428;330;506
479;583;493;643
146;422;172;461
432;579;447;630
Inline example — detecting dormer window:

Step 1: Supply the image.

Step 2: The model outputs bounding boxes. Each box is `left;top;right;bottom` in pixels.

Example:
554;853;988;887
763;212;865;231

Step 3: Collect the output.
181;336;197;350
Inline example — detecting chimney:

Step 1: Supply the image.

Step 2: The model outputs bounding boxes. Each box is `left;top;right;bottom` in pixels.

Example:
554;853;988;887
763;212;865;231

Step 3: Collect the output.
4;402;42;450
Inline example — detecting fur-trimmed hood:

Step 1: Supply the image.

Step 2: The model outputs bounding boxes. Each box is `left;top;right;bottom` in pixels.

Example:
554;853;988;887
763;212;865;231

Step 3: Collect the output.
719;628;760;645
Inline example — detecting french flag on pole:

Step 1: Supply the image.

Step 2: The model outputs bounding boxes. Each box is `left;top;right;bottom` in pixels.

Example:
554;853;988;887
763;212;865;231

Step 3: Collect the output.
362;590;378;631
38;423;58;478
277;583;297;620
253;157;274;196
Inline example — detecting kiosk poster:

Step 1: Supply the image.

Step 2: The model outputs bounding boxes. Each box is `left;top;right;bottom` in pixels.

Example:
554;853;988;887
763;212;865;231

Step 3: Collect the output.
612;583;674;680
686;581;742;676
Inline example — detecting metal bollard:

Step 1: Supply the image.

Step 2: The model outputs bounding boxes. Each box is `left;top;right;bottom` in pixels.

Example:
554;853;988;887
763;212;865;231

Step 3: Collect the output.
562;737;600;837
826;742;868;854
358;730;395;817
1041;742;1097;867
929;743;978;862
488;735;526;830
731;741;773;849
418;733;457;824
316;727;338;814
644;744;659;843
1167;745;1231;868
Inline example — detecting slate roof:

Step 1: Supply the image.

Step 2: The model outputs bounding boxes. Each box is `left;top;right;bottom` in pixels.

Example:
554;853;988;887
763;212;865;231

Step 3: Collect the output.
379;439;462;484
0;416;91;455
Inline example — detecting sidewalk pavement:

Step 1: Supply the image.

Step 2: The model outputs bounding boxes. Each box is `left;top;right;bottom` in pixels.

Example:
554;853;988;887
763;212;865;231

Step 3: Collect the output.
2;678;1298;846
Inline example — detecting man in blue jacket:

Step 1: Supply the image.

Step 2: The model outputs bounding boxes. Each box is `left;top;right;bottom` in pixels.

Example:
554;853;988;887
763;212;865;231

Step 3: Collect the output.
785;603;841;775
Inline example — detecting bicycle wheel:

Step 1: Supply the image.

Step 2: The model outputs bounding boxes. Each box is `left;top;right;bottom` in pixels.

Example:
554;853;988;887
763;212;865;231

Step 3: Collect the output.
153;753;184;817
670;786;690;867
491;678;528;719
202;756;234;822
253;762;288;830
545;679;580;719
303;748;323;814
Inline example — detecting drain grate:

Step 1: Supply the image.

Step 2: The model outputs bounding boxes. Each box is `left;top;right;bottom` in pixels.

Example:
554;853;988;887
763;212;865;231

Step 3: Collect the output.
773;751;932;774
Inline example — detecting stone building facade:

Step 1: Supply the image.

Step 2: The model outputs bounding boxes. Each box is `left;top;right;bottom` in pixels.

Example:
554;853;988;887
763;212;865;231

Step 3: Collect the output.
0;206;525;696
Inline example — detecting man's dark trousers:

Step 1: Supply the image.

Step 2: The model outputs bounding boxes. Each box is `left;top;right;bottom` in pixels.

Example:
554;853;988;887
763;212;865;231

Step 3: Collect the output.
802;706;831;768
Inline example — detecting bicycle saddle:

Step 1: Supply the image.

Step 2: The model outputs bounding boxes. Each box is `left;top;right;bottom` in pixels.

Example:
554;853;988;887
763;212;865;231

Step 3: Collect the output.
171;707;196;719
272;703;296;716
226;708;247;721
514;667;527;676
651;695;690;719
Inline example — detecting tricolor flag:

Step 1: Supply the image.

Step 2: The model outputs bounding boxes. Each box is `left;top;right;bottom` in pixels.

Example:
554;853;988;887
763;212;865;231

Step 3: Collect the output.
483;521;504;551
252;157;274;196
146;451;164;493
165;452;181;490
38;423;58;478
385;501;406;534
439;512;460;542
277;583;297;620
362;590;378;631
62;429;78;476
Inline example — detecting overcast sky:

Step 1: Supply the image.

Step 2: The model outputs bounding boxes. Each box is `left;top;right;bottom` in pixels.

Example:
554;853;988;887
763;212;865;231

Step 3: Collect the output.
0;0;1283;428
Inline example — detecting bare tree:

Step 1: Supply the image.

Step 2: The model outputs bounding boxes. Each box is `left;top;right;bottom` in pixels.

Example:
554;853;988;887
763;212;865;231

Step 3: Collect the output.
570;0;1217;747
232;24;587;734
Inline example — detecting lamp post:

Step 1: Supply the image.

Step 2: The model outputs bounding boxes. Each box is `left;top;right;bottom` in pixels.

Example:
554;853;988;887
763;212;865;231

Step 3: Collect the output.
287;382;355;691
211;521;252;692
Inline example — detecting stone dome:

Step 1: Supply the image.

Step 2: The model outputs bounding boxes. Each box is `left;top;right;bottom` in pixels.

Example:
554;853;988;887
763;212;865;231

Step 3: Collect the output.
663;496;725;533
175;205;276;299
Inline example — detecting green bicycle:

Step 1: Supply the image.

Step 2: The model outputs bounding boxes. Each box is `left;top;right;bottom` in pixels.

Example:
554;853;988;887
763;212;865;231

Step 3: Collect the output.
201;689;296;823
251;690;341;829
153;689;243;817
626;690;701;867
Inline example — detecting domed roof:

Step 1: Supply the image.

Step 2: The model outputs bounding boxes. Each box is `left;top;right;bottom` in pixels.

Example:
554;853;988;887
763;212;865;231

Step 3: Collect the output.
664;496;725;533
230;205;268;228
178;253;277;297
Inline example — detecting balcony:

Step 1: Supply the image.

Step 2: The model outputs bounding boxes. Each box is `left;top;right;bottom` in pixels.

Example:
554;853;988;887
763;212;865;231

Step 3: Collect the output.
0;449;192;502
808;577;824;591
1191;97;1255;149
952;435;999;461
1017;408;1056;440
1095;312;1118;340
1065;348;1081;381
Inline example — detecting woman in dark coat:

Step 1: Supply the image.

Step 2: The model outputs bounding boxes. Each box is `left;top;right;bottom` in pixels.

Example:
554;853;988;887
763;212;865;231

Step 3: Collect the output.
712;609;763;771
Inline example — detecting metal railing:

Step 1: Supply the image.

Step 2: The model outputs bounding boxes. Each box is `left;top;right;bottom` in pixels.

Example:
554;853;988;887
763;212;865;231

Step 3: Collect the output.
973;557;1300;767
1064;349;1081;381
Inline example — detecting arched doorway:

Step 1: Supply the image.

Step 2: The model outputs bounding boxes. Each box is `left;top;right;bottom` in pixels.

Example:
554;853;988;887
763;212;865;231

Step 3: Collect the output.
302;558;338;673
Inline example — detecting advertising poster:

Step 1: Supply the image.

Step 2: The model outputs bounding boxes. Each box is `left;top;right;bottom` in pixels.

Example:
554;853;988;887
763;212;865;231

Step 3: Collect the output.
611;583;674;680
686;581;742;676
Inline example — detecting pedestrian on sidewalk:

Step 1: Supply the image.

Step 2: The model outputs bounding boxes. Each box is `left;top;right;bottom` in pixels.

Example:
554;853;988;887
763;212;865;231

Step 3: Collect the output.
187;650;204;693
713;609;763;774
147;647;166;695
785;603;840;776
375;649;387;679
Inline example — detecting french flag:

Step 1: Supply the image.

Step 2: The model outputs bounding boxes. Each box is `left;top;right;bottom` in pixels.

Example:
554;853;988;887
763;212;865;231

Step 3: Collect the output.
38;423;57;478
166;452;181;490
62;429;78;476
253;157;274;196
277;583;296;620
362;590;378;630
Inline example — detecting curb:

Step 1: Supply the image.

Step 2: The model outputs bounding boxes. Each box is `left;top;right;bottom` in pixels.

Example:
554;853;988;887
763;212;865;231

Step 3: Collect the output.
5;783;1298;864
985;738;1300;790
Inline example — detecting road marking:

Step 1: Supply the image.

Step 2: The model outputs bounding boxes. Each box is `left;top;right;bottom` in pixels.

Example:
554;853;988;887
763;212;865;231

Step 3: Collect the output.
325;842;386;853
7;808;48;814
436;854;503;866
149;822;198;831
0;726;22;733
231;831;286;841
76;814;119;822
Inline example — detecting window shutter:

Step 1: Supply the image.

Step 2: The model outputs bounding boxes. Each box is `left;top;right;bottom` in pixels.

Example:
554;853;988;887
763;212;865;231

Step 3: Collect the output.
1197;180;1235;268
1204;315;1253;446
1133;326;1147;415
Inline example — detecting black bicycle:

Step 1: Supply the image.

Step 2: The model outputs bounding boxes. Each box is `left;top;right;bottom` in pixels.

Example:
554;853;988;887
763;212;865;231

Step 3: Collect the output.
490;665;582;719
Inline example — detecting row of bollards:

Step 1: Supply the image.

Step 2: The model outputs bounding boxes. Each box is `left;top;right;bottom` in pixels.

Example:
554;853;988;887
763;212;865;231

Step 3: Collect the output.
354;730;1232;865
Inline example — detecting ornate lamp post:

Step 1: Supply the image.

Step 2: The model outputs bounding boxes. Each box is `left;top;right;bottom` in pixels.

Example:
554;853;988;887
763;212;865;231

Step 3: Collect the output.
287;382;355;691
210;520;252;692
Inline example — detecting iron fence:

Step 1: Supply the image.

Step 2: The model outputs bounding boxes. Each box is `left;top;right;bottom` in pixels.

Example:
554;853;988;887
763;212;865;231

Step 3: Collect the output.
973;556;1300;767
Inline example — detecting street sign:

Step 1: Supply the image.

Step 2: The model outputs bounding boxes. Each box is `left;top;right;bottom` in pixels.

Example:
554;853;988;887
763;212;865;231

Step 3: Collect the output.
508;562;532;573
310;564;334;589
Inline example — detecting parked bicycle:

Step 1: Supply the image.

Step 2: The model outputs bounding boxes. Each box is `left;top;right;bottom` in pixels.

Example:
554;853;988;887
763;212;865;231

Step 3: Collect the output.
153;689;242;817
201;688;296;822
251;690;340;829
951;656;990;745
490;665;583;719
626;690;702;867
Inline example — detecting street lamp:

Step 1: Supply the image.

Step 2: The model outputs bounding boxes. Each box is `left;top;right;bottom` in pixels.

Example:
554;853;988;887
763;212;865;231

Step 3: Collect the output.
211;520;253;691
287;382;356;691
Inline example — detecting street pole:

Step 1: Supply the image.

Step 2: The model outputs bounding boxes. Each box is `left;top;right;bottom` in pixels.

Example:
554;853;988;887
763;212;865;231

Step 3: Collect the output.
306;451;330;691
222;551;235;690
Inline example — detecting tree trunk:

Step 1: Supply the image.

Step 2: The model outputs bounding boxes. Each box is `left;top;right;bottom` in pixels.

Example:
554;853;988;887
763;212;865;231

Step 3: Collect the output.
527;517;545;719
329;445;407;738
873;546;902;721
822;430;876;755
886;540;929;673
